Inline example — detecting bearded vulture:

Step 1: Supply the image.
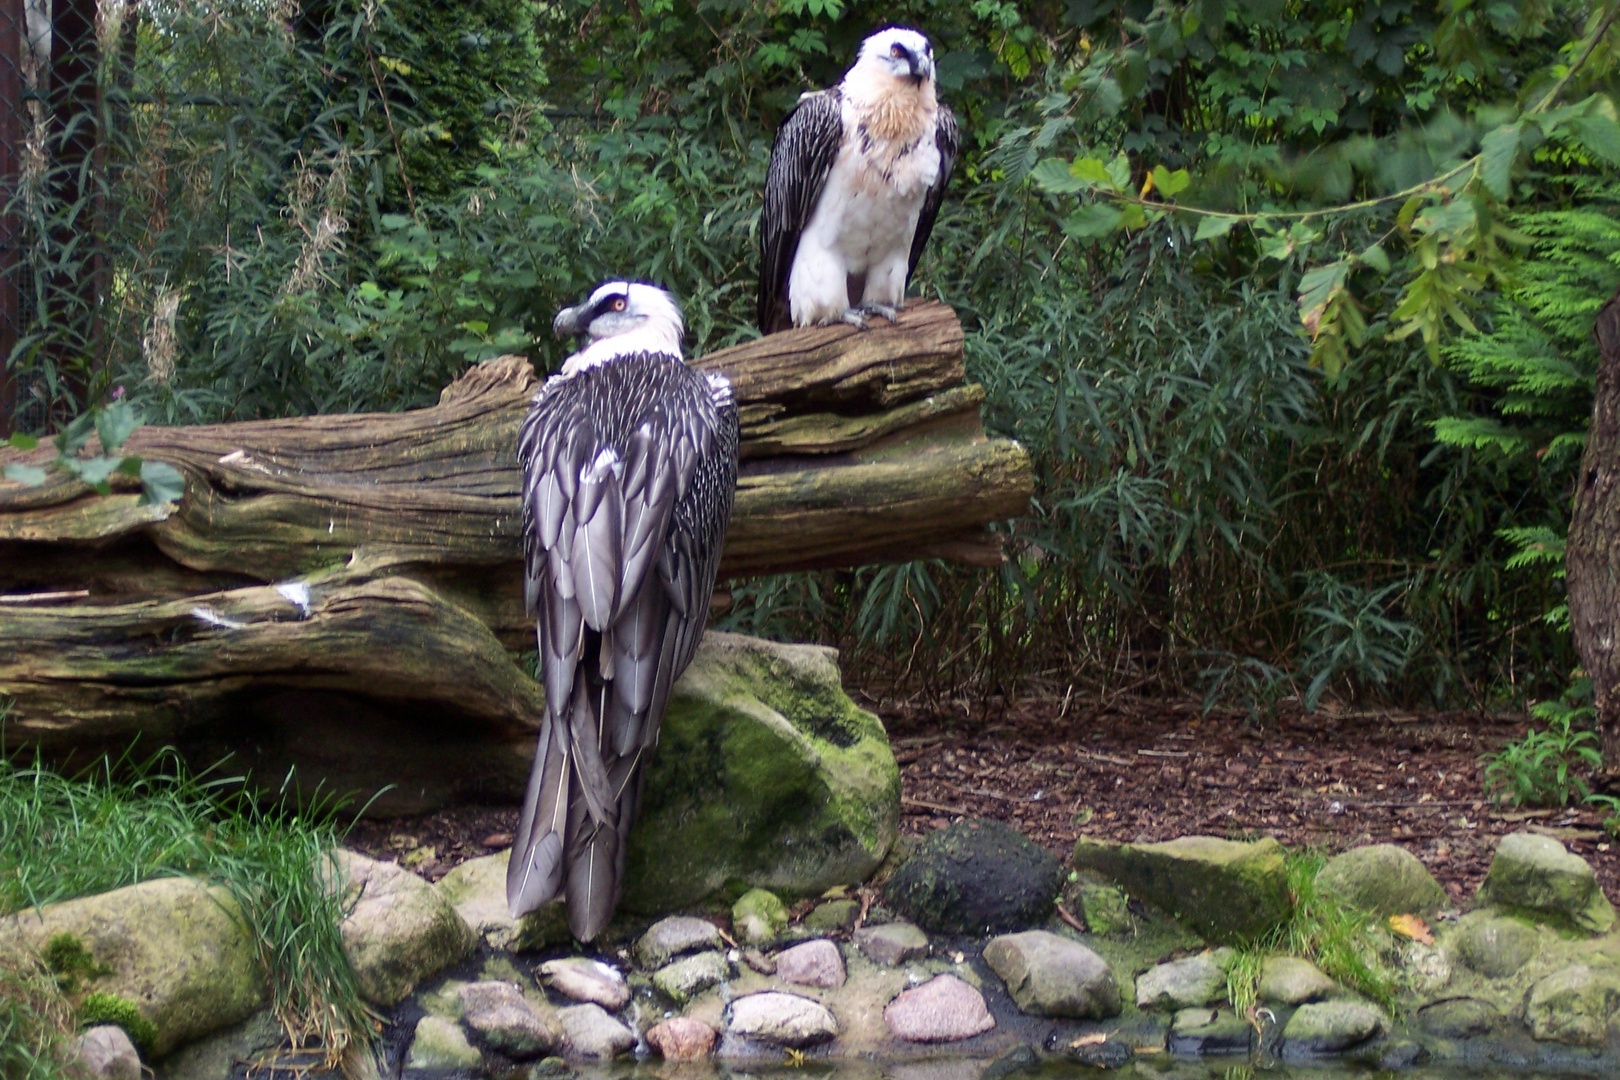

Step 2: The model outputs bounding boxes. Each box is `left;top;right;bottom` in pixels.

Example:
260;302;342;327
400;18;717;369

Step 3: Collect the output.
507;281;739;941
758;25;959;334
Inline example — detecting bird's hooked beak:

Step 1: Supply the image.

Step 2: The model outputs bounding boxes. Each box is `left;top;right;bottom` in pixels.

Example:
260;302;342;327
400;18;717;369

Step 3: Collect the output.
908;53;932;84
552;300;588;340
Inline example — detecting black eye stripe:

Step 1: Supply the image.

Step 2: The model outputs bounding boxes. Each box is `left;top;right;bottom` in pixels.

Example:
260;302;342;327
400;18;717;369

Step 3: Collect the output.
590;293;629;320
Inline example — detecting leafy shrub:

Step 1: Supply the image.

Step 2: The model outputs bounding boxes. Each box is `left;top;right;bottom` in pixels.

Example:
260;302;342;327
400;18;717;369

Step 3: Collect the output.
1483;681;1602;807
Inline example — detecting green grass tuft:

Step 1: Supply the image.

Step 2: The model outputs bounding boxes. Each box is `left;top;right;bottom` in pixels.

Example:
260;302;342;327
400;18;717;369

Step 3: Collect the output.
1227;853;1398;1014
0;949;74;1080
0;747;374;1068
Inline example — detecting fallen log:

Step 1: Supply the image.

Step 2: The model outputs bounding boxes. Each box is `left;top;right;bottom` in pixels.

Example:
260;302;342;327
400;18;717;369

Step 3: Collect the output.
0;303;1031;785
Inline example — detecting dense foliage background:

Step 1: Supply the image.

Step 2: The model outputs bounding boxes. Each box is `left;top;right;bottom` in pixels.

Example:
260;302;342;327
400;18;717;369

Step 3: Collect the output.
8;0;1620;723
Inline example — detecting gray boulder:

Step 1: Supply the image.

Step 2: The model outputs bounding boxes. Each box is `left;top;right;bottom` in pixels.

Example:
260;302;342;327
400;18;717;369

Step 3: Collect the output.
557;1004;635;1060
634;916;724;968
621;633;901;912
652;951;731;1004
1071;835;1289;943
1258;957;1335;1005
728;992;839;1047
882;975;996;1042
1315;844;1447;917
65;1026;141;1080
1134;949;1233;1011
1453;912;1539;978
1417;997;1502;1039
460;981;562;1060
1523;963;1620;1047
1281;1001;1385;1057
330;849;476;1006
434;850;568;952
886;819;1062;934
1167;1008;1251;1055
853;921;928;966
1476;832;1616;935
153;1010;282;1080
983;930;1121;1018
406;1014;482;1069
0;877;263;1057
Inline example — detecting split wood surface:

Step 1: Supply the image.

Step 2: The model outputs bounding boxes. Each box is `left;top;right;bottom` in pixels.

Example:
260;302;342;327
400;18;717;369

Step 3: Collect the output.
0;302;1032;758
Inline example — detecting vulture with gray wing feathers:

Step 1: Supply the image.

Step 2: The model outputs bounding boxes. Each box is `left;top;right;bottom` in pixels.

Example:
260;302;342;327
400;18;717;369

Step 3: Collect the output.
507;281;739;941
758;25;958;334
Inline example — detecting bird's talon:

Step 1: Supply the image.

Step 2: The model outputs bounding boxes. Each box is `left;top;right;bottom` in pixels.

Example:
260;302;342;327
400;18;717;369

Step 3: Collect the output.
839;309;871;330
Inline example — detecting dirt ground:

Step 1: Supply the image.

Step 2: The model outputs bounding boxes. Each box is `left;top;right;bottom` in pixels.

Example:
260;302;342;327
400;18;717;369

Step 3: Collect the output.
347;693;1620;907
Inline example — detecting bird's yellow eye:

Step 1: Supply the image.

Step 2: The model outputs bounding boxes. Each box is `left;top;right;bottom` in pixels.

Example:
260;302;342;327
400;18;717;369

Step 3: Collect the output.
612;298;626;311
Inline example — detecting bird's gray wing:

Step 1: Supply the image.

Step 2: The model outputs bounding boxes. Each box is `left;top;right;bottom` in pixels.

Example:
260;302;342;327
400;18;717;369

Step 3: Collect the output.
758;89;846;335
509;361;738;942
907;105;959;282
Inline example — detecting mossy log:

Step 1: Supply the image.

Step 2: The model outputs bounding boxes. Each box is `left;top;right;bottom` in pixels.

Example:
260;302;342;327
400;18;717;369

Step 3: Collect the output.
0;303;1031;776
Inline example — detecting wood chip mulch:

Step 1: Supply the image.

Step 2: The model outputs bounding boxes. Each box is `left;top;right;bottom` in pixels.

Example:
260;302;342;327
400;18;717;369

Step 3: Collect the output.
876;693;1620;905
346;693;1619;907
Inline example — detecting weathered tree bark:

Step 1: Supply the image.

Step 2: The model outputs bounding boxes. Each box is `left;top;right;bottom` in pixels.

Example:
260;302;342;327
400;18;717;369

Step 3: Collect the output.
1569;288;1620;774
0;302;1031;784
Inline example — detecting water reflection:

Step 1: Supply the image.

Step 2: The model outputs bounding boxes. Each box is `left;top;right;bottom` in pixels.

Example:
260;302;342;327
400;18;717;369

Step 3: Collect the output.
565;1057;1576;1080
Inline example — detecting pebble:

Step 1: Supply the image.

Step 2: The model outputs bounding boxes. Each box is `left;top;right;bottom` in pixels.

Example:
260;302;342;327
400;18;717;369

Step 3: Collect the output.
853;921;929;966
65;1026;141;1080
803;899;860;932
539;957;630;1010
652;950;731;1003
460;982;559;1060
407;1014;482;1070
557;1003;635;1060
645;1016;718;1061
883;974;995;1042
634;916;724;969
774;938;846;988
728;991;839;1047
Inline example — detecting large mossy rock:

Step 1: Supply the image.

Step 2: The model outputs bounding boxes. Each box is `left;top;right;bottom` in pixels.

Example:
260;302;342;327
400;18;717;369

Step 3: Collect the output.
1475;832;1616;935
0;878;264;1057
885;818;1063;934
1071;835;1289;943
1315;844;1447;917
620;632;900;912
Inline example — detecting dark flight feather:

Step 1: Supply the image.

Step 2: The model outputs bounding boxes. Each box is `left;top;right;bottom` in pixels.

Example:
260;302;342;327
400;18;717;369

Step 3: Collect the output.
758;90;846;335
908;106;959;282
509;351;738;942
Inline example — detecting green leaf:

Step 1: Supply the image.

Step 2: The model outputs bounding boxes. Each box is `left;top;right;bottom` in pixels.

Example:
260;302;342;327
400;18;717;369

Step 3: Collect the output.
1070;156;1115;189
1104;152;1132;193
1569;114;1620;167
56;411;96;457
95;400;142;454
1478;123;1520;200
2;462;47;486
7;432;36;450
1031;157;1091;195
1063;203;1125;239
1297;260;1349;335
1150;165;1190;197
1358;243;1391;274
76;457;122;492
116;455;144;477
1193;215;1238;241
139;461;186;506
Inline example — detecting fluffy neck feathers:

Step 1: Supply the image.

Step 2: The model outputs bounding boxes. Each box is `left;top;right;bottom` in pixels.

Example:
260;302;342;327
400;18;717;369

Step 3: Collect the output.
840;65;937;146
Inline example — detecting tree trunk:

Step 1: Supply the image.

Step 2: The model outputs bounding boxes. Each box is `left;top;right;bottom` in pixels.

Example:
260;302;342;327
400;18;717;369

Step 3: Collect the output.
0;302;1032;772
1569;287;1620;774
